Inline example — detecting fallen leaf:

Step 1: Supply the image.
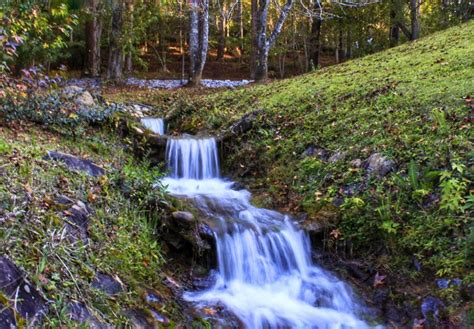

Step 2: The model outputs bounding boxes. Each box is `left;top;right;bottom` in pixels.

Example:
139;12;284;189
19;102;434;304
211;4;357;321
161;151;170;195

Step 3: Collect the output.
373;272;386;288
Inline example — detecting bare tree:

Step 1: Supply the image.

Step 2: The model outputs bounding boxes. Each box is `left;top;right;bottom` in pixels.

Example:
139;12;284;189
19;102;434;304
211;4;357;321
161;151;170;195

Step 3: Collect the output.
188;0;210;86
253;0;295;82
84;0;102;77
410;0;420;40
107;0;125;81
216;0;240;61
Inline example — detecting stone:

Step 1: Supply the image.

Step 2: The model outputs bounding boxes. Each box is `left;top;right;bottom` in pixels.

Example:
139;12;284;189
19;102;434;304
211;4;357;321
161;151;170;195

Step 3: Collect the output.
148;309;170;327
45;151;105;177
91;273;124;296
350;159;363;168
68;302;108;328
193;270;219;290
55;194;75;206
172;211;194;224
421;296;444;322
62;85;96;107
229;109;264;135
340;182;365;196
123;308;154;329
365;153;395;177
328;151;347;163
62;85;84;98
63;200;92;244
75;91;95;107
143;289;164;308
0;256;47;327
303;146;329;161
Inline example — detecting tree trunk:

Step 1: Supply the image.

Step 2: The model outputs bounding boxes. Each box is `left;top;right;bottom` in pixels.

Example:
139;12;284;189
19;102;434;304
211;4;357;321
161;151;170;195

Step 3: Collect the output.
84;0;102;77
338;28;344;63
410;0;420;40
255;49;269;82
250;0;258;79
238;0;244;57
188;0;210;87
346;30;352;59
125;0;133;73
217;4;226;62
309;17;322;70
107;0;124;81
389;6;400;47
254;0;294;83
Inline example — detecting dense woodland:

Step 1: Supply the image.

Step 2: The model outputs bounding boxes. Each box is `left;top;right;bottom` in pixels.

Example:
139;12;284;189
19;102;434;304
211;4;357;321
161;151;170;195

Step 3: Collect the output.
1;0;473;82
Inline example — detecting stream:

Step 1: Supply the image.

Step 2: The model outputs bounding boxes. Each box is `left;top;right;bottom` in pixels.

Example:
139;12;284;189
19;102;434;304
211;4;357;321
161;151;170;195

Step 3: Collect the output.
146;119;378;328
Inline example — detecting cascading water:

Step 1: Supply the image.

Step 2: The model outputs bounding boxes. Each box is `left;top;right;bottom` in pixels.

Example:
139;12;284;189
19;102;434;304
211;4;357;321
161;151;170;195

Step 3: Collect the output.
141;117;165;135
162;136;378;329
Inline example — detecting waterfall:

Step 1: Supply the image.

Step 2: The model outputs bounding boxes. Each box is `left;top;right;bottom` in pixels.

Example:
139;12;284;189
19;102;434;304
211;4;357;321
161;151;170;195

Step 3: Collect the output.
161;137;377;329
165;137;219;179
141;117;165;135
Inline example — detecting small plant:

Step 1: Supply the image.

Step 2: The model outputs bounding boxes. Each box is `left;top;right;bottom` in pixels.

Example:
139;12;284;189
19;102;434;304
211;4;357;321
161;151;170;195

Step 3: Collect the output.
439;163;469;213
431;108;449;134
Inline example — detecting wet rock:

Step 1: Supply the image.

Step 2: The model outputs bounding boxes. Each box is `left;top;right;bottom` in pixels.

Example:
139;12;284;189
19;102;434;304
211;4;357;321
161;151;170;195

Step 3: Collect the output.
436;278;462;289
365;153;395;177
143;289;164;308
192;270;218;290
0;256;47;327
421;296;444;322
68;302;108;328
123;308;154;329
149;309;170;327
45;151;105;176
300;208;339;239
172;211;195;224
229;109;264;135
303;146;329;161
436;279;450;289
198;223;214;240
92;273;124;296
328;151;347;163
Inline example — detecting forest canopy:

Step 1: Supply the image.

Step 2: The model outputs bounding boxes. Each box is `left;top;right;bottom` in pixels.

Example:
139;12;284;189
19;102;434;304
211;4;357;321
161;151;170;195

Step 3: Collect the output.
1;0;472;83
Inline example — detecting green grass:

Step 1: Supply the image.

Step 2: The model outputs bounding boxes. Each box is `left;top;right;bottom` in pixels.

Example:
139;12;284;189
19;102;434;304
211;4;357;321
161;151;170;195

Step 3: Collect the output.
114;22;474;319
0;125;181;327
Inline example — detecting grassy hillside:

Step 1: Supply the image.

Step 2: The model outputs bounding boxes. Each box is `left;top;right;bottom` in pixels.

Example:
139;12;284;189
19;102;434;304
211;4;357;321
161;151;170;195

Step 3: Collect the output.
0;123;187;327
111;22;474;324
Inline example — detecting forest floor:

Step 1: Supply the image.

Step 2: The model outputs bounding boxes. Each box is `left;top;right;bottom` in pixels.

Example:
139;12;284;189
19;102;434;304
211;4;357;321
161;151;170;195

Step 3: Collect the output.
0;120;202;327
104;20;474;327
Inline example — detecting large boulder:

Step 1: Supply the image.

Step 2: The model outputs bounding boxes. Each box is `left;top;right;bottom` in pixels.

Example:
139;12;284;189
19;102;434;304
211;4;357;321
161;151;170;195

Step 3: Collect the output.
45;151;105;177
62;85;96;107
0;256;47;327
